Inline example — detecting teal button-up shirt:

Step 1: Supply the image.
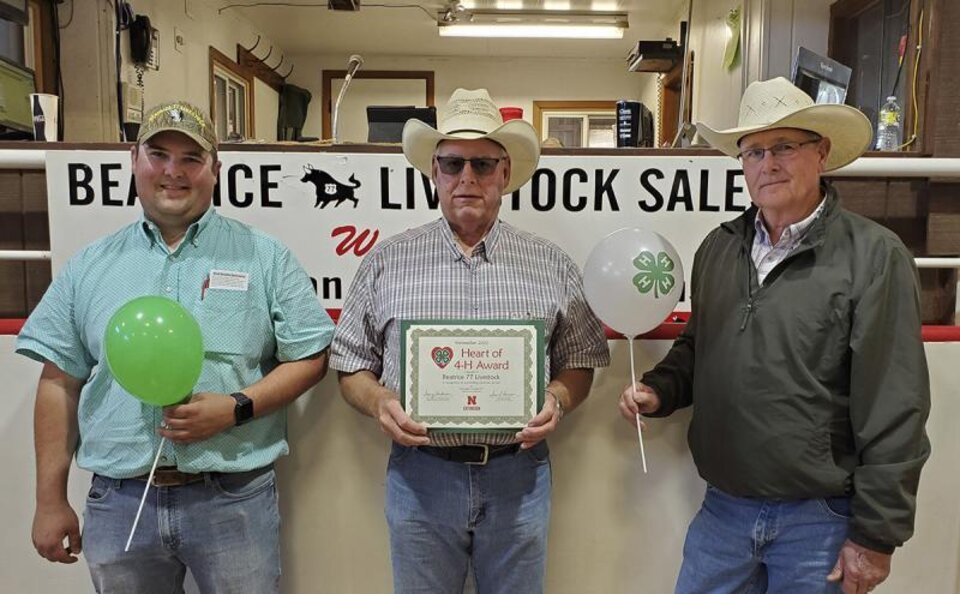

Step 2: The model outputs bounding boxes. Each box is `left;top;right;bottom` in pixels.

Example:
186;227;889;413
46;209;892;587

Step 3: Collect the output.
17;208;334;477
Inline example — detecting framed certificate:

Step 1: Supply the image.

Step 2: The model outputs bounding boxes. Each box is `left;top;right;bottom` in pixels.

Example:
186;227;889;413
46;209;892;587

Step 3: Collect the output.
400;320;545;433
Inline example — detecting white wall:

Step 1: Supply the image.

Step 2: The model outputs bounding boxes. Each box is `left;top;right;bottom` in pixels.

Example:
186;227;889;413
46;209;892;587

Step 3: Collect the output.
52;0;837;147
741;0;833;85
681;0;833;135
287;54;655;142
3;334;958;593
254;77;279;142
760;0;833;81
688;0;745;131
57;0;282;142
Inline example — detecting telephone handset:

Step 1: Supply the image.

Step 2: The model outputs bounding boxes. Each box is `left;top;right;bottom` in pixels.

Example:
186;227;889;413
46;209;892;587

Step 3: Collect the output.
129;14;153;65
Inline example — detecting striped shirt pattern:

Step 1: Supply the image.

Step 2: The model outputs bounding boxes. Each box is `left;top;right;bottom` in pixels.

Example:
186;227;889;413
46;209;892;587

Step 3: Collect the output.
16;209;335;476
752;198;825;285
331;217;610;446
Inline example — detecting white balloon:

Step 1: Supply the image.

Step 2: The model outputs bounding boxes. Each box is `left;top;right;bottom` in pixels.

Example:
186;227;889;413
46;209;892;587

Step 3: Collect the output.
583;228;685;338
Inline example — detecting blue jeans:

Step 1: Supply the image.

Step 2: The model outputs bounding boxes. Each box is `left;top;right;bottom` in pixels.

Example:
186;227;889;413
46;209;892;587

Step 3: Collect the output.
385;441;552;594
676;485;850;594
82;467;281;594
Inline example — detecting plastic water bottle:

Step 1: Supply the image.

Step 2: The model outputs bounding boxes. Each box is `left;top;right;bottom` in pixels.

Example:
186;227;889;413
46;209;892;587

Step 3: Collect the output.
876;96;903;151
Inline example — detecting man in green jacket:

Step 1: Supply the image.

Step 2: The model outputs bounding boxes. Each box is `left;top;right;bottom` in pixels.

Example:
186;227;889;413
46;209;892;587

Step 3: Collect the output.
620;77;930;594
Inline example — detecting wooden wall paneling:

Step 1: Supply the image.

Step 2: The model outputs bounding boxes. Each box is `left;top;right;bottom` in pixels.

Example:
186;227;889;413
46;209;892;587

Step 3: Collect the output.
21;171;50;313
832;178;927;254
831;179;924;219
930;0;960;156
926;182;960;255
0;172;26;316
911;0;937;154
919;268;957;324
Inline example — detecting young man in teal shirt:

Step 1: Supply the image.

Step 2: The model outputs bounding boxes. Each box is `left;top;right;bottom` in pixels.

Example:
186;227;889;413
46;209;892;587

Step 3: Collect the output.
17;101;334;593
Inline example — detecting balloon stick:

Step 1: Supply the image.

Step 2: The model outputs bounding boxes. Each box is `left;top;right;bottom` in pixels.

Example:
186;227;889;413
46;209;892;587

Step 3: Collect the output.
628;337;648;474
124;436;166;552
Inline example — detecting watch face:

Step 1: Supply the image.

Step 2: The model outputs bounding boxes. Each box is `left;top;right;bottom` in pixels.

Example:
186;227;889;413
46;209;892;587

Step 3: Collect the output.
232;392;254;425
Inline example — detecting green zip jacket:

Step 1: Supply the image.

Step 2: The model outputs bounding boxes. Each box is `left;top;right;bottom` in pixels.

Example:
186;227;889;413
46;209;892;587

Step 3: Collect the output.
642;184;930;553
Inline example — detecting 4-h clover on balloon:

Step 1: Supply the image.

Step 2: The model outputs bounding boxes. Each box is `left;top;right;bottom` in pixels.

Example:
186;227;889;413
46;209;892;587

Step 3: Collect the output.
632;250;677;300
583;228;684;339
583;228;684;474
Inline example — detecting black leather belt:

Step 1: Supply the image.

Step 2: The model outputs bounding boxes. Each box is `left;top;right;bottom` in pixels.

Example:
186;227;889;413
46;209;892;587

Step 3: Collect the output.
418;444;520;465
125;464;273;487
132;467;204;487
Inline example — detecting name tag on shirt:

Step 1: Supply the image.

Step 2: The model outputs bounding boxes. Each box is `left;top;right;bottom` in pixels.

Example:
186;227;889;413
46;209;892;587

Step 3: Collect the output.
209;270;249;291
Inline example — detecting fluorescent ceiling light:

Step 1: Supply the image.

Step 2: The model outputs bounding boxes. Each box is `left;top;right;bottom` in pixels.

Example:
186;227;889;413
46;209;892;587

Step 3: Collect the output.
440;24;624;38
438;10;628;39
590;1;618;10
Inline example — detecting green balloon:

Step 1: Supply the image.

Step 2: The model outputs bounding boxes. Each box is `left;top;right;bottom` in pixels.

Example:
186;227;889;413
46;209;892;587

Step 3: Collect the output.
104;296;204;406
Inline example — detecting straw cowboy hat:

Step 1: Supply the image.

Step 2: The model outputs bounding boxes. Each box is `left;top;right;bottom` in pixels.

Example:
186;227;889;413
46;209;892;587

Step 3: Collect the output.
696;77;873;171
402;88;540;194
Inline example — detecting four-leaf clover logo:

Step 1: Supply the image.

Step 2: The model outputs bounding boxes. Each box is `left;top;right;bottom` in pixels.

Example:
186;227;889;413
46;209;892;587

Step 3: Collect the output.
632;250;676;299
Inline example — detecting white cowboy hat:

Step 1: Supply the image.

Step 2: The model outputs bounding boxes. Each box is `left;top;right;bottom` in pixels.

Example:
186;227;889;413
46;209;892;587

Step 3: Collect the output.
402;88;540;194
696;77;873;171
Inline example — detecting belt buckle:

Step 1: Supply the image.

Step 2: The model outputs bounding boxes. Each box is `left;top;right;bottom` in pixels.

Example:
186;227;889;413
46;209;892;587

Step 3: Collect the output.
464;445;490;466
151;469;194;487
151;471;179;487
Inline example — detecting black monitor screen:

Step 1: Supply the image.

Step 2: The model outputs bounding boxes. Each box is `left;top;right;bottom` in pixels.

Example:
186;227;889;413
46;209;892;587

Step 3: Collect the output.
792;46;852;105
367;106;437;143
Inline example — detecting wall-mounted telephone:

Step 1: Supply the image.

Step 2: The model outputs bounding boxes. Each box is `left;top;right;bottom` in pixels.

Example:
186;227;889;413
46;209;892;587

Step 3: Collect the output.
129;15;153;65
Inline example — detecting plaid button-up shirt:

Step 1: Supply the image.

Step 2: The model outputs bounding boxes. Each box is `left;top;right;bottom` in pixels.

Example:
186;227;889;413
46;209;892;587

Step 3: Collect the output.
752;198;825;285
331;217;610;446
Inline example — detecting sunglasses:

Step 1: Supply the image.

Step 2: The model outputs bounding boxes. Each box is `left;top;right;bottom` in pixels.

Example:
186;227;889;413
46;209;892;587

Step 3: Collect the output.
434;155;506;177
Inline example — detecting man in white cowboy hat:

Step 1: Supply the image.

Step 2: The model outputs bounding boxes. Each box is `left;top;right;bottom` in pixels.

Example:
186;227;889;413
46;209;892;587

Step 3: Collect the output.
332;88;609;593
619;77;929;593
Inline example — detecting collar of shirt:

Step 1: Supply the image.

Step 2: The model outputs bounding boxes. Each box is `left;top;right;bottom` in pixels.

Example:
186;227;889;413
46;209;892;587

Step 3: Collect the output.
754;197;826;249
138;207;217;253
438;216;502;263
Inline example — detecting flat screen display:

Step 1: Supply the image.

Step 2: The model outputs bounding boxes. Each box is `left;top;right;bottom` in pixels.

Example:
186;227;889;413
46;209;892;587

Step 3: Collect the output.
792;46;852;105
367;106;437;143
0;55;35;133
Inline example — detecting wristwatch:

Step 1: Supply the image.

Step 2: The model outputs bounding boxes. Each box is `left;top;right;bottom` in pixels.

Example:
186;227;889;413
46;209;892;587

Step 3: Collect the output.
229;392;254;426
547;389;564;420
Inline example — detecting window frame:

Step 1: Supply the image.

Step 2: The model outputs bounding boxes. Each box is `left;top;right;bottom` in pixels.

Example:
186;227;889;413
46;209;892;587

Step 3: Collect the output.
209;47;254;142
532;100;617;148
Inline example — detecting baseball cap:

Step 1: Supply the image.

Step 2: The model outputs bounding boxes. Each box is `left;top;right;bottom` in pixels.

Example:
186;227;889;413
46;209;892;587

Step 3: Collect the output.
137;101;219;152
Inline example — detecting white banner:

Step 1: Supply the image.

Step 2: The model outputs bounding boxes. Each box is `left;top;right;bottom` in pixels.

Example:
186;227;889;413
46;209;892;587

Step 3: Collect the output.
44;151;752;310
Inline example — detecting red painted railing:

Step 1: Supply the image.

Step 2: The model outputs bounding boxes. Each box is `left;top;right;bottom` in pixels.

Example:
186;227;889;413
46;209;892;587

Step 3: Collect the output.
4;312;959;342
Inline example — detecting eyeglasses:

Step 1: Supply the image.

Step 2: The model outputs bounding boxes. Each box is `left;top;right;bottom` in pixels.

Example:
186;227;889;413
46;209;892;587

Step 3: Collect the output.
737;138;822;165
434;155;506;177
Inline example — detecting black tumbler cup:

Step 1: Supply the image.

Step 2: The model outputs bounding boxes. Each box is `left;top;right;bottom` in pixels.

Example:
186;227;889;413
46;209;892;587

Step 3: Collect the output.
616;100;641;148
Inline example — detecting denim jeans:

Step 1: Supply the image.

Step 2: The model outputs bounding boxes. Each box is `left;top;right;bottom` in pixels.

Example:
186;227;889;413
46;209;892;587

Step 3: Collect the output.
675;485;850;594
385;441;552;594
82;466;280;594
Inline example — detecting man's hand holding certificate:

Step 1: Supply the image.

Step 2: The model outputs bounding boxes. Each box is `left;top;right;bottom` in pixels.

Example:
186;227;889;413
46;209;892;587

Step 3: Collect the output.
401;320;545;433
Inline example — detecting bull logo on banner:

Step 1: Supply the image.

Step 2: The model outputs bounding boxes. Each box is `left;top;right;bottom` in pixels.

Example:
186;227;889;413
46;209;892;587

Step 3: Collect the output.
300;165;361;208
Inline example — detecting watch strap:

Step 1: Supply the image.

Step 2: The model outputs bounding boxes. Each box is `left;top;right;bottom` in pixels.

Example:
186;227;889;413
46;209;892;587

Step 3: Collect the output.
229;391;254;426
